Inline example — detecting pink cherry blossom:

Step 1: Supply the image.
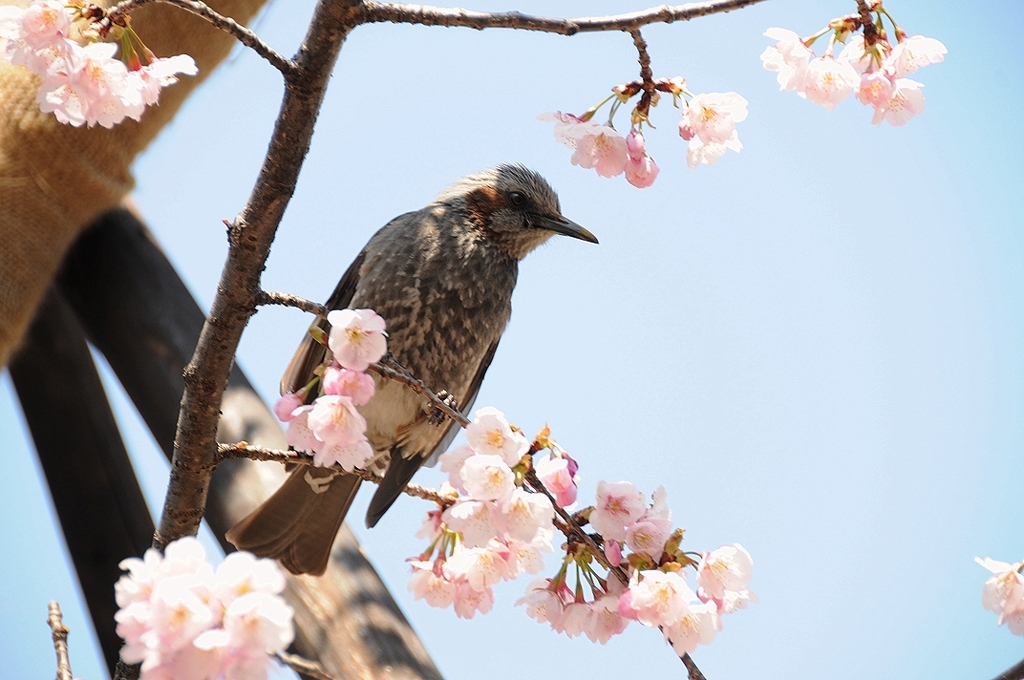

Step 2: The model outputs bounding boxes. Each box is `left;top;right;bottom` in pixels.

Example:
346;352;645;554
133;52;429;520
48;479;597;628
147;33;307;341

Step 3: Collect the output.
502;488;554;543
662;601;719;655
415;509;443;541
539;110;603;149
604;538;623;567
696;544;754;612
837;34;882;74
621;570;694;628
625;153;659;188
129;54;198;107
465;407;529;466
313;437;373;470
327;308;388;372
802;56;860;110
446;543;512;592
408;560;457;608
459;453;515;501
443;499;501;548
684;92;748;145
516;578;567;630
685;134;742;168
585;591;630;643
761;28;814;92
503;538;548;576
571;126;629;178
855;69;895;108
8;0;68;49
870;78;925;126
306;394;367;449
888;35;947;78
284;405;320;454
625;518;673;558
534;451;579;508
438;445;475;491
322;364;376;405
273;392;304;421
590;480;647;541
977;557;1024;634
452;580;494;619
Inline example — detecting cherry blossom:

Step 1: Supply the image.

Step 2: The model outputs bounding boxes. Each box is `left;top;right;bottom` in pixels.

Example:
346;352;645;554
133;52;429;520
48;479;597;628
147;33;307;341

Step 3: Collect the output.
620;569;693;628
684;92;749;145
306;394;366;449
760;27;814;92
465;407;529;466
571;125;629;178
114;537;294;680
590;480;648;541
313;437;373;470
869;78;925;127
977;557;1024;635
408;560;457;608
459;454;516;502
888;35;947;78
326;308;387;372
273;392;304;421
802;56;859;110
2;0;197;127
534;451;579;509
662;601;719;655
322;364;376;405
539;110;603;149
696;544;755;613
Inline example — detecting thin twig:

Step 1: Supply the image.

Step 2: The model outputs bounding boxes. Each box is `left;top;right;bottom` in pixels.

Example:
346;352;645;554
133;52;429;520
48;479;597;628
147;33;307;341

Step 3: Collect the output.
352;0;767;35
256;291;328;318
276;651;340;680
106;0;294;75
854;0;880;45
370;356;470;427
47;602;73;680
217;442;458;507
629;28;656;119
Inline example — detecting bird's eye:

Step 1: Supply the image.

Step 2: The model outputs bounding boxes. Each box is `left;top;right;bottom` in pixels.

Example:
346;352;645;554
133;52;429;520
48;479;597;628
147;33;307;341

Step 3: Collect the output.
508;191;526;207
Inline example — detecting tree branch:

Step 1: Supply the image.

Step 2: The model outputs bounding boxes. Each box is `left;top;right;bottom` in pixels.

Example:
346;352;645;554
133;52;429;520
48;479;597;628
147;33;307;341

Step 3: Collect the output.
47;602;74;680
351;0;767;34
370;356;471;427
105;0;294;74
151;0;363;554
217;442;458;506
256;290;328;318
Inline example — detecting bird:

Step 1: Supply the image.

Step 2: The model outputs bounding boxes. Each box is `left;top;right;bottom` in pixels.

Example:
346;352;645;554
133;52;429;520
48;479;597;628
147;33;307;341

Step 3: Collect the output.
225;164;597;575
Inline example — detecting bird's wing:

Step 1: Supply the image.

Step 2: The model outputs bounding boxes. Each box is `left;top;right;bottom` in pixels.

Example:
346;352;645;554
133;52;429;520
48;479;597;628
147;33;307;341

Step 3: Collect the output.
365;337;501;527
279;249;367;396
422;337;501;467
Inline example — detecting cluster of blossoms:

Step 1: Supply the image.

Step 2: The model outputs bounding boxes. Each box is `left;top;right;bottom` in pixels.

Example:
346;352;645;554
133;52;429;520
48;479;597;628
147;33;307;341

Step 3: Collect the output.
115;537;294;680
518;479;754;653
406;416;754;654
976;557;1024;636
275;308;388;471
0;0;197;127
761;1;946;126
408;409;557;618
541;76;748;187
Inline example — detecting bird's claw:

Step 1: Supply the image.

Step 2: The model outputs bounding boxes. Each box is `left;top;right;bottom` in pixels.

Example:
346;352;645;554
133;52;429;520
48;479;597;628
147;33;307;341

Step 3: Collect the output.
430;390;459;425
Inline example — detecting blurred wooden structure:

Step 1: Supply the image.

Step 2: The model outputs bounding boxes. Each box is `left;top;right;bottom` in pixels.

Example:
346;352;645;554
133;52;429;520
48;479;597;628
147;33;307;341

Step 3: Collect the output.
9;207;442;680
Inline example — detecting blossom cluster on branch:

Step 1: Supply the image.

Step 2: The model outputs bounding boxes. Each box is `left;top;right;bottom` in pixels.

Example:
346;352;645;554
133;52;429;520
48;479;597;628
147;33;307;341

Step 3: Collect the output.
977;557;1024;636
115;537;294;680
541;75;749;188
276;308;388;470
0;0;196;127
761;0;945;125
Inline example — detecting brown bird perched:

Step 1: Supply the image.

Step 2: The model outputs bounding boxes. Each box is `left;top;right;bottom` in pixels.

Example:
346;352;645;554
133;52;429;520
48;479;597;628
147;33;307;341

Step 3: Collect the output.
226;164;597;575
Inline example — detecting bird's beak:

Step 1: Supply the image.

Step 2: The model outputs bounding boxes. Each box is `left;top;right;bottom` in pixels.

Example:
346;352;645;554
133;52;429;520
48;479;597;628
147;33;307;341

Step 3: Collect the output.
531;214;599;244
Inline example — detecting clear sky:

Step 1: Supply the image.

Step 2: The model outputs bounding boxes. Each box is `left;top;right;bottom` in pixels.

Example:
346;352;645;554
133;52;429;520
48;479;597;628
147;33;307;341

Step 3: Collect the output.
3;1;1023;679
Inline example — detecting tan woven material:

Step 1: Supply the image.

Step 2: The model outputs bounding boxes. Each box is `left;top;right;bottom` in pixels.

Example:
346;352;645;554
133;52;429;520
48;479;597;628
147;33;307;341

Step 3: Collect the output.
0;0;267;366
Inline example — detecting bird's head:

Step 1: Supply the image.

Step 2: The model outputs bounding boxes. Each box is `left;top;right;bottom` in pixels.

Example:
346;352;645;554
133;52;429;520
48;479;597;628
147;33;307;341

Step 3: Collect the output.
436;164;598;260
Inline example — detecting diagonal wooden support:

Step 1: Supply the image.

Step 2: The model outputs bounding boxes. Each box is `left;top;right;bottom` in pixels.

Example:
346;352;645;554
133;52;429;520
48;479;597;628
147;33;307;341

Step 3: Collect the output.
56;206;443;680
9;288;155;676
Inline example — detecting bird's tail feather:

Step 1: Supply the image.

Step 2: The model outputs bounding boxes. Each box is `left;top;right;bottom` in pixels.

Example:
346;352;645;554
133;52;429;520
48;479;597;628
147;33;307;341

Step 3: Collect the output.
226;467;361;576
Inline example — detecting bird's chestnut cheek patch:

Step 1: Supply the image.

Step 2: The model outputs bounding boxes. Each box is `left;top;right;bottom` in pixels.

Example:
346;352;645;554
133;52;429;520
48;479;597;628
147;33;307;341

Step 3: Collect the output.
465;186;507;230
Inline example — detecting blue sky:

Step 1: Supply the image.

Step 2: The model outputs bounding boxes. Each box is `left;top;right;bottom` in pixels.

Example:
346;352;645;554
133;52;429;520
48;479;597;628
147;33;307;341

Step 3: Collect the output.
3;1;1023;678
